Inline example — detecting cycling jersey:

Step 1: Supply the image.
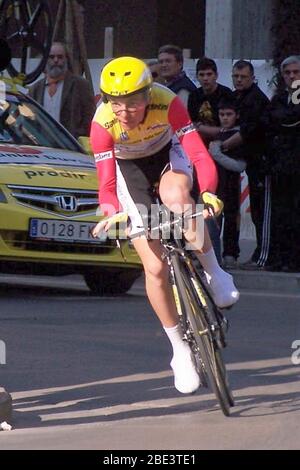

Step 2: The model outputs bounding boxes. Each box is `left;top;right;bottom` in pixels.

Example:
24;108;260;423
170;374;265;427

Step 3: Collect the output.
90;83;217;215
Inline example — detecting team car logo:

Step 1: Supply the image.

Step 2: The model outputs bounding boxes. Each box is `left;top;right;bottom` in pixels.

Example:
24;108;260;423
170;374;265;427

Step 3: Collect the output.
55;195;78;212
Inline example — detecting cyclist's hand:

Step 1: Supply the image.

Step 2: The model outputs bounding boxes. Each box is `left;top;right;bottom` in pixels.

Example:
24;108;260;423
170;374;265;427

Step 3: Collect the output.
91;212;128;238
201;192;224;217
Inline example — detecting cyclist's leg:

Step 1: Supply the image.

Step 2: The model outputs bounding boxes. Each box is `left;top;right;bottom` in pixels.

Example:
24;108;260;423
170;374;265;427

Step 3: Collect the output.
159;170;239;309
132;236;200;393
132;236;177;327
116;155;200;393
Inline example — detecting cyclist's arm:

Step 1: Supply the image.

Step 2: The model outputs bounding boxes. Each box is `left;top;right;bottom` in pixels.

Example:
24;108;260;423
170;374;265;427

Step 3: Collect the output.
90;121;121;216
168;96;218;194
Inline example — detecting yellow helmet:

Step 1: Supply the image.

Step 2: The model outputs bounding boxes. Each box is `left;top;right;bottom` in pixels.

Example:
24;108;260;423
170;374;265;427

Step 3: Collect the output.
100;56;153;98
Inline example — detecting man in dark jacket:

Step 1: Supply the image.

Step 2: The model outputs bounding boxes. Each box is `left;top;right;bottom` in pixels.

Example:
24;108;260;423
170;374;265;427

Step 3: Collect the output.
262;55;300;271
188;57;233;146
29;42;96;139
222;60;270;269
158;44;197;107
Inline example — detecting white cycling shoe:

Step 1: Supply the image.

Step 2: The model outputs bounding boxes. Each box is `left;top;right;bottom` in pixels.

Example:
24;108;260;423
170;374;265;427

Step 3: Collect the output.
170;350;201;394
204;270;240;309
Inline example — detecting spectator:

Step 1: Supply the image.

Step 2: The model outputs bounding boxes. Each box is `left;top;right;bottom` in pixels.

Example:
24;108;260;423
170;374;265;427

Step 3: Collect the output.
209;98;246;269
262;55;300;271
158;44;197;107
146;59;164;84
187;58;234;264
223;60;270;270
29;41;96;139
188;57;233;145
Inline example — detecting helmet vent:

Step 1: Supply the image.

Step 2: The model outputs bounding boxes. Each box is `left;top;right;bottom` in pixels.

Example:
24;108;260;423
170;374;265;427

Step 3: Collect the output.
124;71;131;76
110;72;115;76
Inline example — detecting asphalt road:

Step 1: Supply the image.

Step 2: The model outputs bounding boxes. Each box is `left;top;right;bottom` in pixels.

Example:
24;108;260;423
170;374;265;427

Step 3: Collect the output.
0;274;300;450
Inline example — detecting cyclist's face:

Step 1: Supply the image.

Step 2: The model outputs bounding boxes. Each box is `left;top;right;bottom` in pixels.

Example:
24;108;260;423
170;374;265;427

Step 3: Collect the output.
158;53;182;81
109;93;148;130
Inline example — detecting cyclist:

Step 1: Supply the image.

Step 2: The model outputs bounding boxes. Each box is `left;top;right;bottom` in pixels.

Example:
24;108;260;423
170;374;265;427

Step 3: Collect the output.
91;57;239;394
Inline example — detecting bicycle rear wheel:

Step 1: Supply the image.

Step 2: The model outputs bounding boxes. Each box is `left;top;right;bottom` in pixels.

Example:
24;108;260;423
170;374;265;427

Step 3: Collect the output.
171;253;233;416
0;0;52;84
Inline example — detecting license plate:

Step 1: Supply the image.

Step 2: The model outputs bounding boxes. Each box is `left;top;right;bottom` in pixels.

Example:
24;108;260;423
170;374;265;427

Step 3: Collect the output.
29;219;107;243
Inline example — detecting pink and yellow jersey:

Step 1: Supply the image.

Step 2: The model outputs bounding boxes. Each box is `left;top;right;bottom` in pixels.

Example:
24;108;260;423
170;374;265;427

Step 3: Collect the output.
90;83;217;214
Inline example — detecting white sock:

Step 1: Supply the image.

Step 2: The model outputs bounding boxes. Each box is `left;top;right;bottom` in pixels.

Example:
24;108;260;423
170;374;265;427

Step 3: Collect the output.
164;324;200;394
163;323;189;357
198;247;223;277
199;248;239;308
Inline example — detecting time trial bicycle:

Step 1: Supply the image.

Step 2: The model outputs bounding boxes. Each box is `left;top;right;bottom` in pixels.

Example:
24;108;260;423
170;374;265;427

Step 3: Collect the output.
105;205;235;416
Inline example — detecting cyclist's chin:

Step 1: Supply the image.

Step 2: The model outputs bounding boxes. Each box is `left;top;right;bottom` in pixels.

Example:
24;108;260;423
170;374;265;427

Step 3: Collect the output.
119;119;138;130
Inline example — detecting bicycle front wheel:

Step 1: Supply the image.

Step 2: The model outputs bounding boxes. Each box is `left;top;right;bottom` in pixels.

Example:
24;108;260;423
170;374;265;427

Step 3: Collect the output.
172;254;233;416
186;257;235;408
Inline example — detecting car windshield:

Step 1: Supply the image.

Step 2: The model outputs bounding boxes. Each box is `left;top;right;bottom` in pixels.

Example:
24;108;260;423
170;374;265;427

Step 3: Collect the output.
0;93;82;151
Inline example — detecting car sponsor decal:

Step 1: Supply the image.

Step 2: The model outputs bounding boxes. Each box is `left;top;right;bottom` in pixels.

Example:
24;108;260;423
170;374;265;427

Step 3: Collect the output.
0;147;95;169
24;169;88;180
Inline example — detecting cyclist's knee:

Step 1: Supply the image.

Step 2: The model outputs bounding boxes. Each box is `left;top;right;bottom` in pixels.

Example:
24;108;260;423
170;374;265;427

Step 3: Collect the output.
144;258;168;284
160;185;192;213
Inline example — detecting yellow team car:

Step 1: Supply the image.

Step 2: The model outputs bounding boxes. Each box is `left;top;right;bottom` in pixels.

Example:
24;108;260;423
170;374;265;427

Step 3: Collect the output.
0;83;142;294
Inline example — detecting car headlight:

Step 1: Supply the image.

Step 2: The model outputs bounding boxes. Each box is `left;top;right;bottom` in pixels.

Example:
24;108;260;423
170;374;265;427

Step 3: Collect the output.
0;189;7;203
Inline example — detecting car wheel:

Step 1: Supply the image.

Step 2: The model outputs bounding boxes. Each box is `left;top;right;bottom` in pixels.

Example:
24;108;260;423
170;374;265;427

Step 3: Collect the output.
84;269;142;296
